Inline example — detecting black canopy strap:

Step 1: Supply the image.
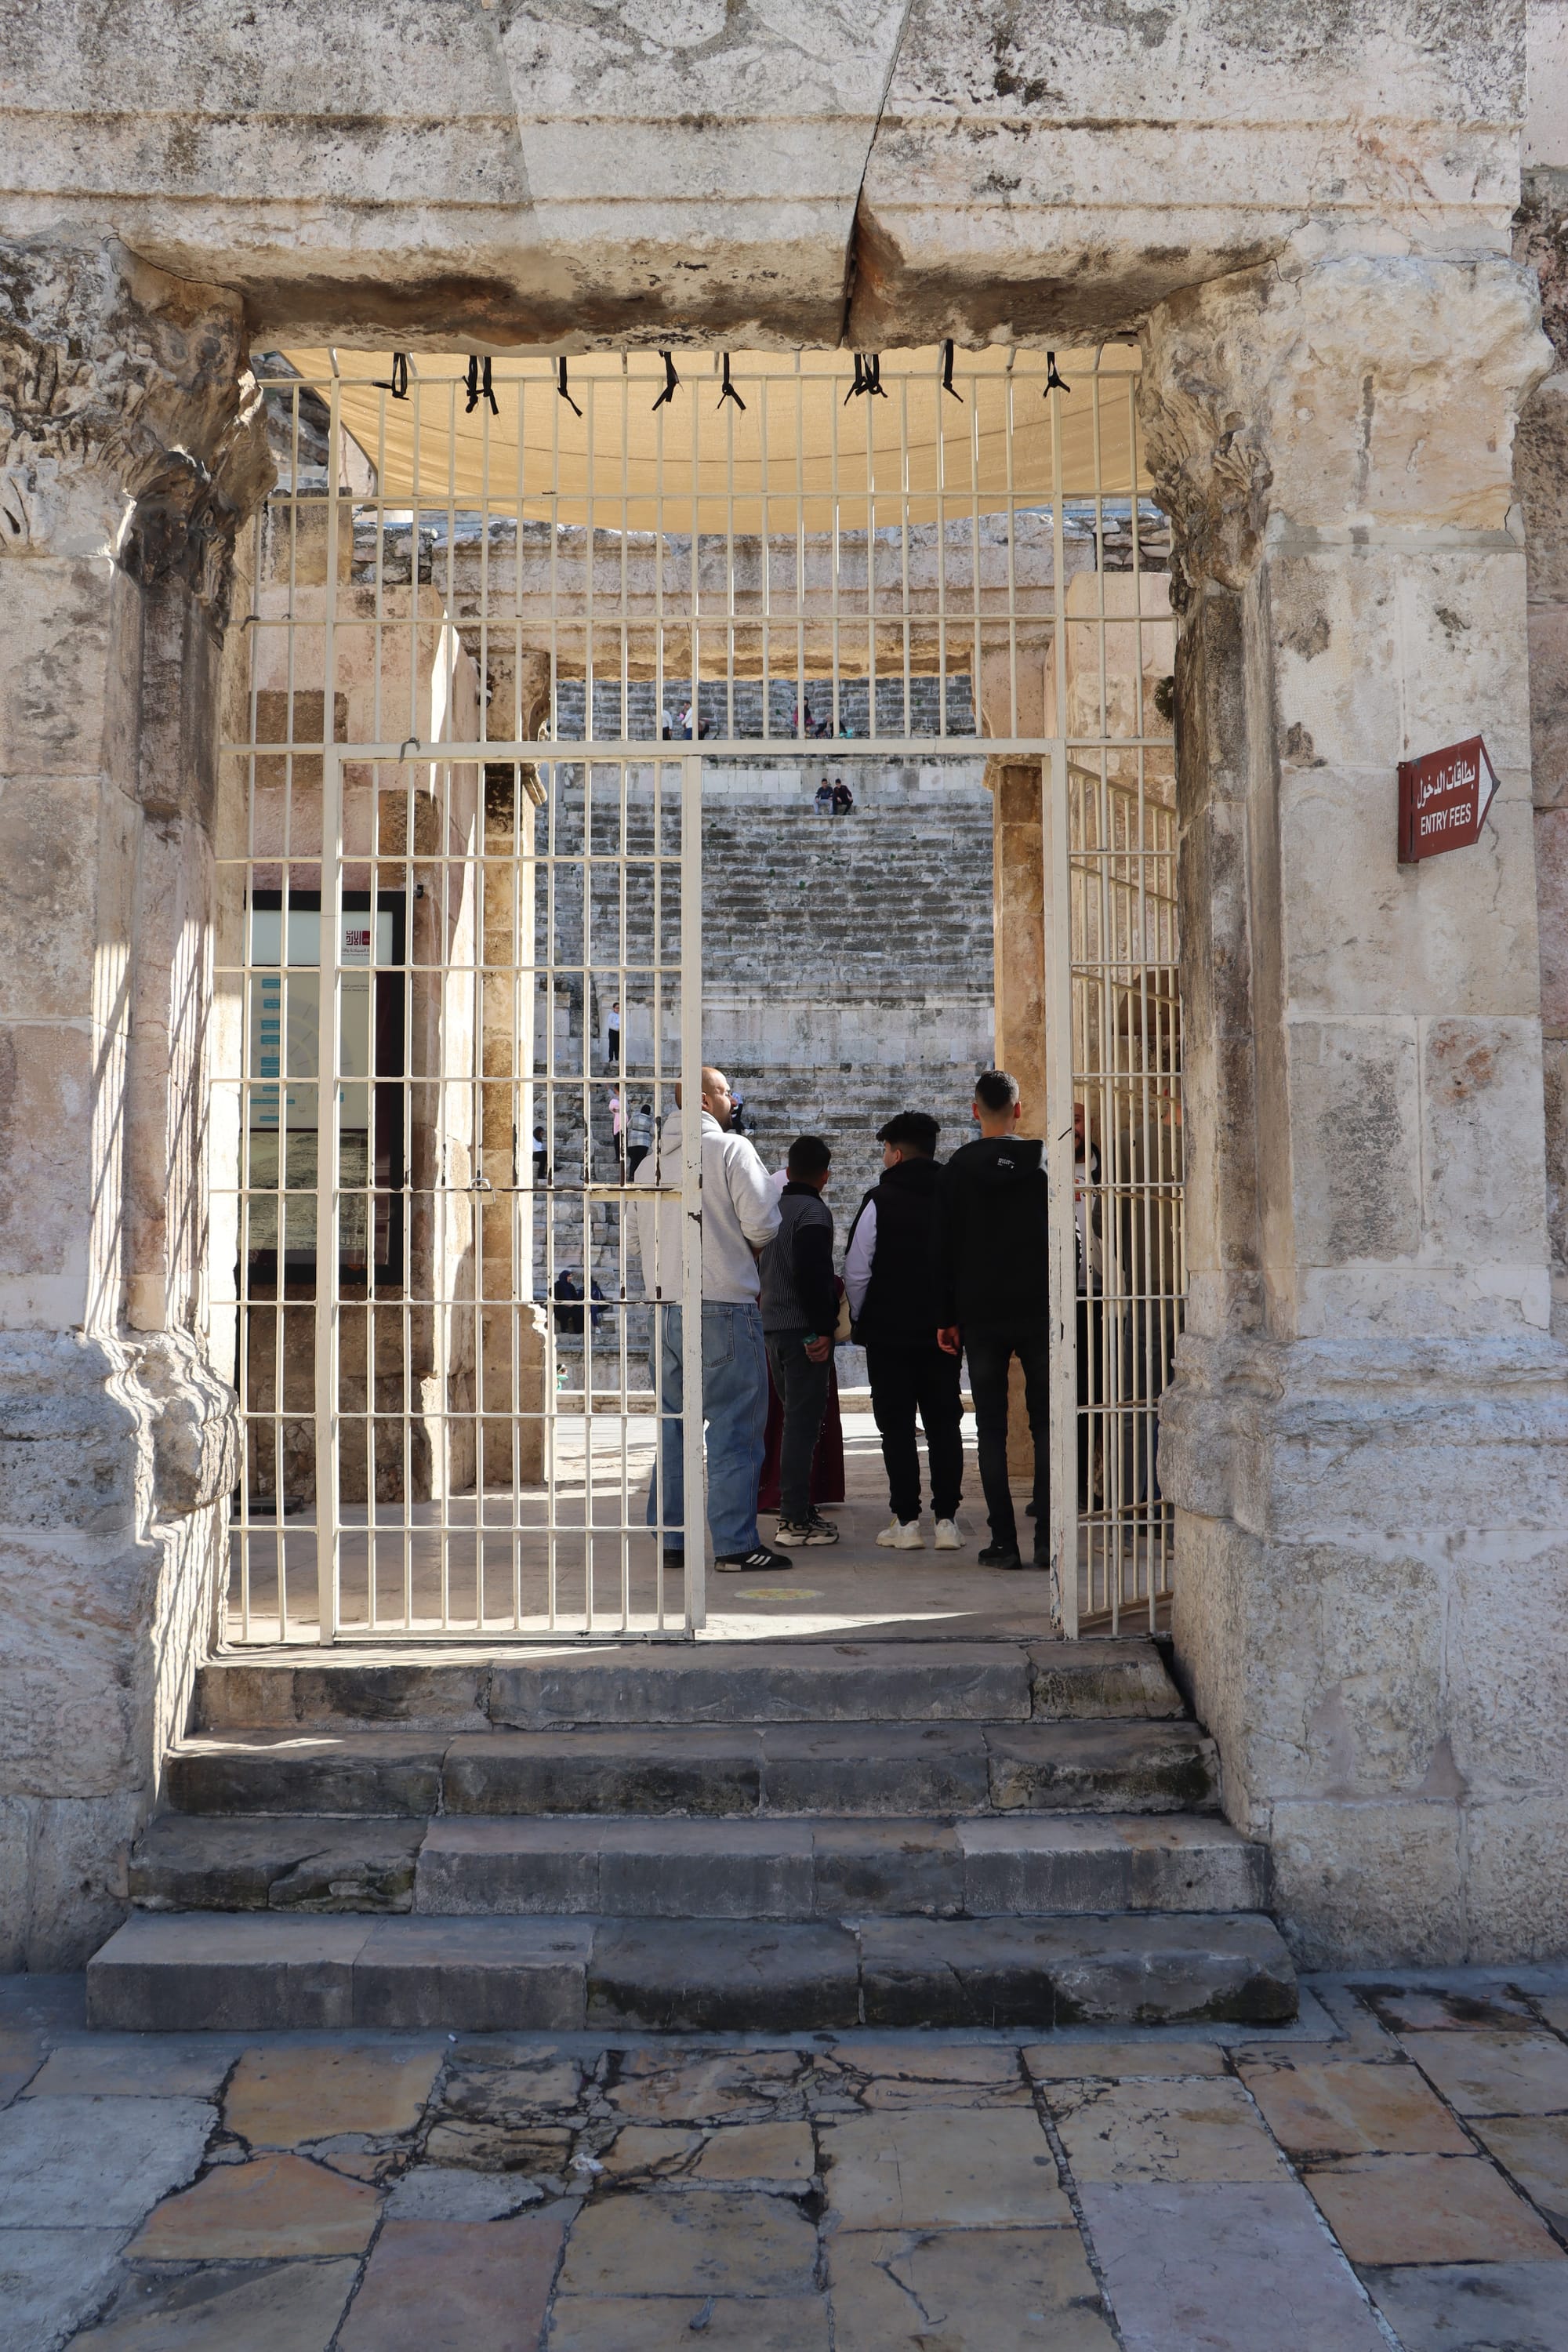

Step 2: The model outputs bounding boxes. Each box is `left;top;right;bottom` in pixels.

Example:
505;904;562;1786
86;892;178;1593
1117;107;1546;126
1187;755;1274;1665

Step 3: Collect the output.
844;353;887;403
465;355;499;416
940;340;963;402
717;353;746;412
556;357;582;419
1044;350;1071;394
373;351;410;400
652;351;681;412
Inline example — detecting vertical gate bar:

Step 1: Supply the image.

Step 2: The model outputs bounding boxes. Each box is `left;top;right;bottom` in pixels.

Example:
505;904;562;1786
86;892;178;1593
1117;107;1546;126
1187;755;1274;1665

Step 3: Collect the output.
680;750;706;1632
1047;379;1077;1642
314;761;343;1642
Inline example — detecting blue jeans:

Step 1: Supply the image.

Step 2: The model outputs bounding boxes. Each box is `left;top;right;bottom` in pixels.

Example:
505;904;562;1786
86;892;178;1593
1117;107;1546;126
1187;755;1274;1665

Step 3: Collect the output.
647;1301;768;1558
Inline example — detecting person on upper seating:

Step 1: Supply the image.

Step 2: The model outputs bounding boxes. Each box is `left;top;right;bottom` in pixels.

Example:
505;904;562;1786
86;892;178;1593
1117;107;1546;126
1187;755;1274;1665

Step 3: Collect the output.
935;1068;1050;1571
844;1110;964;1552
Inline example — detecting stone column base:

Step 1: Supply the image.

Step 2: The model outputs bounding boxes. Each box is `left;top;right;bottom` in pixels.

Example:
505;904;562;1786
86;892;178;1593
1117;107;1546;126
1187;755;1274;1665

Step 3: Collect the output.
1161;1330;1568;1967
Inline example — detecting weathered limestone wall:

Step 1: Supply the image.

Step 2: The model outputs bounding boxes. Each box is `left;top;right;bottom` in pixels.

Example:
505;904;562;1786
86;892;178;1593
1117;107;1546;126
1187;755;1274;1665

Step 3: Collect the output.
1145;253;1567;1965
0;238;270;1963
0;2;1521;347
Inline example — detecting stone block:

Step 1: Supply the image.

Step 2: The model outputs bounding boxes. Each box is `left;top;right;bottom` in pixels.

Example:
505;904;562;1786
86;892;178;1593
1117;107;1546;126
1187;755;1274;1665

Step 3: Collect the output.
1268;548;1403;772
352;1916;591;2031
129;1813;423;1913
1421;1016;1550;1263
1466;1798;1568;1959
956;1815;1267;1915
556;2190;819;2298
586;1920;858;2031
819;2107;1069;2229
1529;601;1568;809
1448;1541;1568;1798
0;2090;213;2227
1265;1800;1465;1969
194;1659;490;1732
604;2049;808;2124
67;2258;359;2351
1027;1640;1183;1720
1287;1018;1422;1265
442;1726;762;1817
416;1818;602;1915
385;2167;546;2220
1279;761;1542;1021
983;1721;1218;1813
1307;2152;1564;2264
1396;550;1534;775
825;2043;1030;2107
1360;2261;1568;2352
0;774;102;1023
759;1723;990;1815
828;2227;1116;2352
129;2151;380;2259
1079;2180;1389;2352
339;2213;570;2351
88;1913;368;2031
810;1819;963;1916
166;1733;445;1817
488;1642;1030;1728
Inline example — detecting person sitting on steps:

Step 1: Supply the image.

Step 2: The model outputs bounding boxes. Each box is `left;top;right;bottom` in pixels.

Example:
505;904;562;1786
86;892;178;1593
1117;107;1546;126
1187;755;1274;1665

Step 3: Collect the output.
935;1068;1051;1572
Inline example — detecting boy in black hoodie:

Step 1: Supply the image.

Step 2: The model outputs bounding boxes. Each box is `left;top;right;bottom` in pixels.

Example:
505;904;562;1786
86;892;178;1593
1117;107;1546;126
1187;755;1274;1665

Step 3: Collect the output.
935;1069;1049;1570
844;1111;964;1550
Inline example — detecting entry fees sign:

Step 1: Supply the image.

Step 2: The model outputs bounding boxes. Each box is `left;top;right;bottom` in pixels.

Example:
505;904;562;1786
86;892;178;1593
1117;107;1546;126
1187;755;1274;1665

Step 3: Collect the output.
1397;735;1499;864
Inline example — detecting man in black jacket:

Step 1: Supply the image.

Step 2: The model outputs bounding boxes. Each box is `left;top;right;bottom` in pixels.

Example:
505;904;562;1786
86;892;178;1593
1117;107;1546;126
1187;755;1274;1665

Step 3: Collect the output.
935;1069;1049;1570
844;1112;963;1551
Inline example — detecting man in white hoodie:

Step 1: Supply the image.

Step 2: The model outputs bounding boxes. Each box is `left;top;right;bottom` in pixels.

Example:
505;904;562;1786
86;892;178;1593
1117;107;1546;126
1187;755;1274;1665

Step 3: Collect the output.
633;1066;790;1573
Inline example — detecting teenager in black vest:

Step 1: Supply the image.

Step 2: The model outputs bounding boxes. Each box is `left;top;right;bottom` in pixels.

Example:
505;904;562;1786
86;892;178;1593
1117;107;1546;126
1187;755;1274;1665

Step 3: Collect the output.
844;1112;964;1551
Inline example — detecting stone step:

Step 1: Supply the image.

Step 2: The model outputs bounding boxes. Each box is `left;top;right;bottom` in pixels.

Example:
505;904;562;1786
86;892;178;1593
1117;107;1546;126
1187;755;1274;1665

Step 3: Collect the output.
193;1637;1184;1734
129;1809;1266;1920
87;1907;1296;2033
162;1718;1219;1820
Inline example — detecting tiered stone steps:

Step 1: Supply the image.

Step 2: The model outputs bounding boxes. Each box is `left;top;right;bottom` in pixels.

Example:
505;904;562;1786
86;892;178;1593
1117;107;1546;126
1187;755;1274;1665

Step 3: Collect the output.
88;1636;1296;2033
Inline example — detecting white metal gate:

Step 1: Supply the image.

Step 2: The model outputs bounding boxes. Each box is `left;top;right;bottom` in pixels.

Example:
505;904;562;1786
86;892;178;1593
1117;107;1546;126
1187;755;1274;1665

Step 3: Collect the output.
215;346;1180;1641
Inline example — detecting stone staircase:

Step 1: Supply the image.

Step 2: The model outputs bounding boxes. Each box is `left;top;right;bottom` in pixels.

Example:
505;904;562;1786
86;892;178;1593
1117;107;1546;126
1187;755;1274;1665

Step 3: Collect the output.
88;1635;1296;2034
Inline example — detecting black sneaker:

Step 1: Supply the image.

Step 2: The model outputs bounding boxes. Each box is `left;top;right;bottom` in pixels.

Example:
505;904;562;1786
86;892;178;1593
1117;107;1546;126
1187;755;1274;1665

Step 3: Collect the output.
775;1510;840;1547
713;1545;793;1574
662;1548;684;1569
978;1540;1023;1570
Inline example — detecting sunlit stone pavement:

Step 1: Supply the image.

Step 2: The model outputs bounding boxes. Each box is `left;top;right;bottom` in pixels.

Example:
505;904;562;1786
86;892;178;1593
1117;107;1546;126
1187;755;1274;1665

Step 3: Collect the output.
4;1967;1568;2349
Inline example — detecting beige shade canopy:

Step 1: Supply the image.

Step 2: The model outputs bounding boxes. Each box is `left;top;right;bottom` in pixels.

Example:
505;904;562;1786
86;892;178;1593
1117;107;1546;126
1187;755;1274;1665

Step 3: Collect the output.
275;347;1150;535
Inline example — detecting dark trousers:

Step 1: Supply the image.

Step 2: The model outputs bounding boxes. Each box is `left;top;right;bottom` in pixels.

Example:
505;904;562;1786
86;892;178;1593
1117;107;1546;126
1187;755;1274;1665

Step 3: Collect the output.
865;1341;964;1523
964;1323;1051;1552
764;1332;832;1523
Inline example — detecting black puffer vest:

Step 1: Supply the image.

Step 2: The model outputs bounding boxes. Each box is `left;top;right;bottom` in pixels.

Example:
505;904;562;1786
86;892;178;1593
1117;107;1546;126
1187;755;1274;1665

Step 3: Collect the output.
848;1154;943;1346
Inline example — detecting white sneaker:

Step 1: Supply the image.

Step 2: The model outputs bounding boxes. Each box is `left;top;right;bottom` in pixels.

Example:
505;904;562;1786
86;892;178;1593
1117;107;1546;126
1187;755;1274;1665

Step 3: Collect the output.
877;1519;924;1549
933;1519;963;1551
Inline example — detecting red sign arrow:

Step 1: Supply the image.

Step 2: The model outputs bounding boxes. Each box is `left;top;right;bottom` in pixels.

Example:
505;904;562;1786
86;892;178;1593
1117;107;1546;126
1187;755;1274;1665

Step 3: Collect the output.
1397;735;1499;864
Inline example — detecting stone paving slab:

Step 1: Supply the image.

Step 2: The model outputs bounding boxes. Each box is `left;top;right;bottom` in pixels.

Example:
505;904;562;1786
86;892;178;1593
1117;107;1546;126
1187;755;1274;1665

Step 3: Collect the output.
1405;2028;1568;2116
1358;2259;1568;2351
1;2229;127;2352
9;1967;1568;2352
829;2225;1118;2350
338;2212;570;2350
1080;2179;1390;2351
1307;2151;1566;2265
0;2093;213;2228
67;2258;360;2350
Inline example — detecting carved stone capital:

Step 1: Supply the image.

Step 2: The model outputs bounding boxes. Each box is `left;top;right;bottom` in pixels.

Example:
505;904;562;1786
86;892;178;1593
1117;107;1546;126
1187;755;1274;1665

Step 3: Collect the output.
0;237;273;622
1141;256;1550;608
